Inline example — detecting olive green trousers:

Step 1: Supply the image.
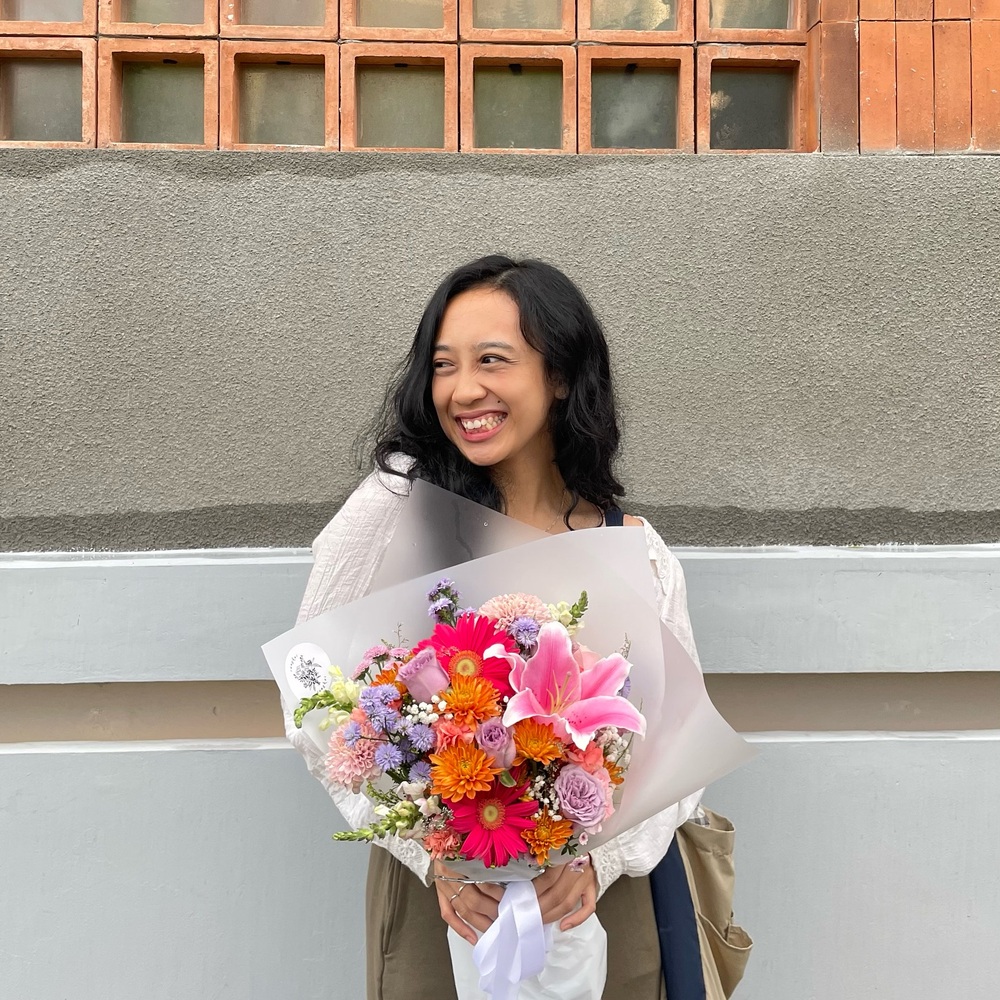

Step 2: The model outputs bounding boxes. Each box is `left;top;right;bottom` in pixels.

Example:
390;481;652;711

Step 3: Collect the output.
366;848;666;1000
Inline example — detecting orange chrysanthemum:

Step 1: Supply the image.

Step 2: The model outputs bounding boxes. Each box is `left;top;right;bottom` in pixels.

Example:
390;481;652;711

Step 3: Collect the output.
604;757;626;786
521;808;574;866
430;743;501;801
371;665;406;698
512;719;564;766
445;674;500;728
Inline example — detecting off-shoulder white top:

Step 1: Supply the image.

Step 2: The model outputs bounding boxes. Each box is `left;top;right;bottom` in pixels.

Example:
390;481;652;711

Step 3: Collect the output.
284;464;704;898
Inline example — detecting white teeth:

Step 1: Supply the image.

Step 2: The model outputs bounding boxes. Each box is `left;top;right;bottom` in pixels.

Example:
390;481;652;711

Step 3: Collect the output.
460;414;505;433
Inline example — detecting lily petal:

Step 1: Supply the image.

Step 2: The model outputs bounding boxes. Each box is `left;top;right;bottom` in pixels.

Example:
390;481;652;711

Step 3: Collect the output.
578;653;631;701
563;695;646;748
502;689;546;727
517;623;581;715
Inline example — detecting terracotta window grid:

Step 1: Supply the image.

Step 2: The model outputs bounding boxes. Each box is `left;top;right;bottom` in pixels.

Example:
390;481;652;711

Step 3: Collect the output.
0;1;97;36
460;43;577;153
220;40;338;150
219;1;338;41
97;37;219;148
578;45;693;152
340;0;457;43
697;0;807;44
459;0;576;44
696;43;810;152
577;0;694;45
0;35;96;146
98;0;218;37
340;41;458;150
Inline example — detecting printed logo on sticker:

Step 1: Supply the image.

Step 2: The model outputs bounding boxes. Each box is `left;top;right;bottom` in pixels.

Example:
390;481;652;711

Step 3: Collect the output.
285;642;332;698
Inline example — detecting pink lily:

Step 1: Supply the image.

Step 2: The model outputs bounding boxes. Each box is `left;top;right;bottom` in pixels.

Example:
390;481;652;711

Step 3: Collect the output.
501;622;645;749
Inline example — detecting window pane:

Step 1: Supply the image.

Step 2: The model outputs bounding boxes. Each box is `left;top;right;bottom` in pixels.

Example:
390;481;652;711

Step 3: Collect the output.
237;0;325;26
119;0;205;22
3;0;83;18
0;57;81;142
472;0;562;29
121;61;204;144
238;63;325;146
357;0;443;28
589;0;676;31
710;67;794;149
474;64;561;148
356;64;444;148
591;65;677;148
710;0;791;30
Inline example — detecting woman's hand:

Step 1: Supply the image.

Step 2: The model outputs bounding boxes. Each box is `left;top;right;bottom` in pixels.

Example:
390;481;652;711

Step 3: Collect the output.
433;861;504;945
532;858;598;931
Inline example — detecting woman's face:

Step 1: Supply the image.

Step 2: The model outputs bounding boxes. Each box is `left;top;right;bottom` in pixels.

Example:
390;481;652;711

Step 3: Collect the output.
431;286;560;471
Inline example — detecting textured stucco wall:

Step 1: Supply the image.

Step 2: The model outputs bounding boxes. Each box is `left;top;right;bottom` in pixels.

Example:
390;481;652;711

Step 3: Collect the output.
1;150;998;549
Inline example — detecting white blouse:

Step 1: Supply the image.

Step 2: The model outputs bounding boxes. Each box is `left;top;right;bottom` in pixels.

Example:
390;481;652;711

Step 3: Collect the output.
284;465;704;898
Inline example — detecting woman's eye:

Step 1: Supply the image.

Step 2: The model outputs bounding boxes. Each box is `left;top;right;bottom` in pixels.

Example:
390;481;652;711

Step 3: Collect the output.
481;355;507;365
432;359;451;370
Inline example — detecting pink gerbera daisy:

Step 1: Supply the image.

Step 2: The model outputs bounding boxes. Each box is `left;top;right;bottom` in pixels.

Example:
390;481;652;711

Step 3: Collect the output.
414;613;517;697
449;781;537;868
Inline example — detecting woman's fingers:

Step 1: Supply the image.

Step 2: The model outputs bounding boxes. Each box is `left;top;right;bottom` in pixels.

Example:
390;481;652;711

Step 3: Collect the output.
534;862;598;927
434;878;501;944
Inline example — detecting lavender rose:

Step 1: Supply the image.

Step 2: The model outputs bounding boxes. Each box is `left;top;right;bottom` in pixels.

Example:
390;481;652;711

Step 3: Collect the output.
554;764;612;833
474;718;515;770
397;647;449;704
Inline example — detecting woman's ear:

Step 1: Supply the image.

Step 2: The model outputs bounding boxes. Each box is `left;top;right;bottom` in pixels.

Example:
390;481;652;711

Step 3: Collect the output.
554;382;569;400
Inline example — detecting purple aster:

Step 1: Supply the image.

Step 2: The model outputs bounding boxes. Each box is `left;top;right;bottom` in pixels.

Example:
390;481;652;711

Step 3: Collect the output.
426;578;455;601
428;597;454;618
374;742;404;772
509;615;540;649
408;724;435;753
342;720;363;747
408;760;431;783
359;685;402;734
618;677;632;699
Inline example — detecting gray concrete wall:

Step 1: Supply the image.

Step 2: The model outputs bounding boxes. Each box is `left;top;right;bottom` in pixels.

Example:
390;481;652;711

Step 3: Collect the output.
2;150;999;550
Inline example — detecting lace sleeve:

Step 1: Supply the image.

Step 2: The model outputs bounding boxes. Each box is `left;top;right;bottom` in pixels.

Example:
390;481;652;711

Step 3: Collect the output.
589;520;704;897
282;466;434;886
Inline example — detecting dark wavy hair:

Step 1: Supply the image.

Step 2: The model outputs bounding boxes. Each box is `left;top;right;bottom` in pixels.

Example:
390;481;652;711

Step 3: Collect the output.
367;255;625;526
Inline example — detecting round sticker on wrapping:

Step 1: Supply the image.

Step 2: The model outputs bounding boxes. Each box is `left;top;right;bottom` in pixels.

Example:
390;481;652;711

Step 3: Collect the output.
285;642;332;700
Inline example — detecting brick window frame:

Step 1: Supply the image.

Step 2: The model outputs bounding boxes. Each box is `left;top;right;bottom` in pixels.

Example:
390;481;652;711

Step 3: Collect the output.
340;41;459;151
577;1;694;44
578;44;694;152
458;0;576;44
696;43;811;152
0;1;97;36
0;35;97;148
219;39;338;150
218;2;338;41
460;43;577;153
98;0;218;37
97;37;219;148
340;0;458;42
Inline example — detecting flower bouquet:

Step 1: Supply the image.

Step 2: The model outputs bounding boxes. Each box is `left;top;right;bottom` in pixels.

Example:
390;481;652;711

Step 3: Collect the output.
293;580;644;877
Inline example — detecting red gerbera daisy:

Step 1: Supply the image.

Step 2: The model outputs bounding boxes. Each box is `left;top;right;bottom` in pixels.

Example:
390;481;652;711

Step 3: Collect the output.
449;781;538;869
415;613;517;698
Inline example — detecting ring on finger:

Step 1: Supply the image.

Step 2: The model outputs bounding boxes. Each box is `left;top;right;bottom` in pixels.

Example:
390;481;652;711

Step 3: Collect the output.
449;884;467;903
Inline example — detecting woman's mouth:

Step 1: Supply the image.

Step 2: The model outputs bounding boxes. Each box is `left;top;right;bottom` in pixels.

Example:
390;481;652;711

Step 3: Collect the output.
456;413;507;441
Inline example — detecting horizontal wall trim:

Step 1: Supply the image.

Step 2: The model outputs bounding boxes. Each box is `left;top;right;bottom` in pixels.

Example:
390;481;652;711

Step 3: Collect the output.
4;675;1000;744
2;545;998;685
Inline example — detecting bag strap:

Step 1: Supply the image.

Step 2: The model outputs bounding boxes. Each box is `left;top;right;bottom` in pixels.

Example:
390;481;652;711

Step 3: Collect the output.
603;505;625;527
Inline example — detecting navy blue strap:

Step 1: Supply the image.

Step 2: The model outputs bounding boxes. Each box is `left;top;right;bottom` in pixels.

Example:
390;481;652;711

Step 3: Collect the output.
603;506;625;527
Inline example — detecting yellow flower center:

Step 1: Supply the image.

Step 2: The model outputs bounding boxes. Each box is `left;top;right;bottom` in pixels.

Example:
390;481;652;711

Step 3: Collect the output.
451;650;483;677
479;800;505;830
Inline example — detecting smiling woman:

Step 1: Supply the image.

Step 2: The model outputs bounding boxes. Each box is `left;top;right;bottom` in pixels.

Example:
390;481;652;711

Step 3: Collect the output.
291;255;708;1000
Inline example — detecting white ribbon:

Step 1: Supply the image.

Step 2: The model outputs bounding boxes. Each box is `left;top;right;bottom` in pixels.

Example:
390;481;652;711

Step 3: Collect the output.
472;881;551;1000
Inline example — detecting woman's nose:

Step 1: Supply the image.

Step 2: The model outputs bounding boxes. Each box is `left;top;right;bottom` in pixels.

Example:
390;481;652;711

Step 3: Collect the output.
452;368;487;404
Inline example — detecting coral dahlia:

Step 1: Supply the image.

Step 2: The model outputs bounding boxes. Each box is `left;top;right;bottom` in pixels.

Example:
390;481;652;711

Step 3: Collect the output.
445;674;501;728
449;782;537;868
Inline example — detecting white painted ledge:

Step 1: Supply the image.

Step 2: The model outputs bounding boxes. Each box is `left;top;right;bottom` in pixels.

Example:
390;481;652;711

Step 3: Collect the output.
1;545;998;684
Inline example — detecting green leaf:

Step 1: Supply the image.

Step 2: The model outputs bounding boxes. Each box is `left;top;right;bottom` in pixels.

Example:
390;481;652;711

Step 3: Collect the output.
497;770;517;787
